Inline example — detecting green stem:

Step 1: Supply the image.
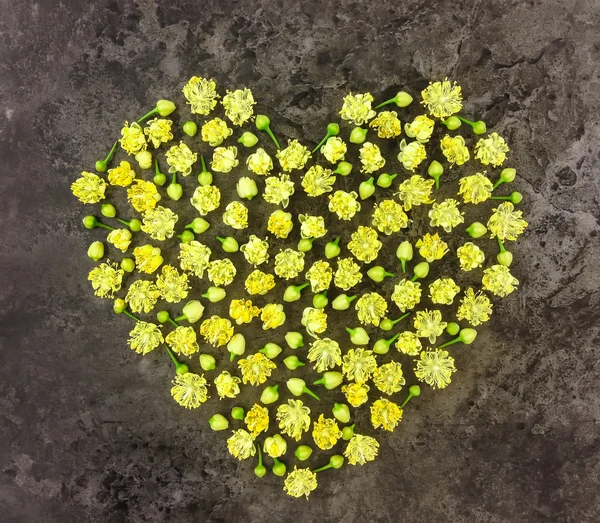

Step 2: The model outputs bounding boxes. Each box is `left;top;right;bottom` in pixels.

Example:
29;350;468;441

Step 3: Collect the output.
437;337;461;349
95;220;115;231
103;141;118;163
497;237;506;253
312;132;331;154
117;219;131;228
411;274;419;282
435;177;440;190
256;444;263;467
171;172;177;185
313;378;324;386
155;158;161;175
384;271;395;278
387;332;400;346
393;312;411;325
401;260;407;273
137;108;158;123
297;283;310;291
164;345;187;373
201;155;208;172
457;115;475;126
303;387;320;401
174;314;186;322
401;392;414;408
490;195;510;200
265;127;281;150
229;352;236;362
123;310;139;321
374;98;394;109
313;463;333;473
167;317;179;328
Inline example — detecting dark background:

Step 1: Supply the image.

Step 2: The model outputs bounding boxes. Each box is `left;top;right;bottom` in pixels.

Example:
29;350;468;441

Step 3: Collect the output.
1;0;600;522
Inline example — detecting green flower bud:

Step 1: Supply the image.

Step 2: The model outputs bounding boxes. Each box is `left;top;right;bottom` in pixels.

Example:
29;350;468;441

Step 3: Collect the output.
238;131;259;148
197;170;213;186
156;99;176;117
446;322;460;336
217;236;239;253
376;173;397;188
312;293;328;309
472;121;487;134
260;384;280;405
359;177;375;200
199;353;216;371
259;343;282;359
331;294;357;311
367;266;395;283
121;258;135;272
181;300;205;323
283;283;309;303
373;332;400;355
341;425;355;440
227;333;246;359
297;238;314;252
95;160;108;172
101;204;116;218
393;91;413;107
177;230;194;243
497;250;513;267
443;115;461;130
157;310;170;323
510;191;523;204
254;464;267;478
285;331;304;349
325;237;341;259
127;219;142;232
334;161;353;176
314;454;345;472
401;384;421;408
255;114;271;130
186;217;210;234
231;407;245;420
135;151;153;170
427;160;444;188
167;183;183;201
327;123;340;136
113;298;126;314
332;403;351;424
208;414;229;431
313;371;343;390
379;318;393;331
396;240;413;272
283;355;305;370
175;363;189;376
272;458;287;476
83;216;99;229
154;173;167;186
236;177;258;200
183;120;198;137
349;127;367;144
264;435;287;457
87;241;105;261
412;261;430;281
346;327;369;345
295;445;313;461
466;222;487;238
287;378;320;400
500;168;516;184
202;286;226;303
459;328;478;345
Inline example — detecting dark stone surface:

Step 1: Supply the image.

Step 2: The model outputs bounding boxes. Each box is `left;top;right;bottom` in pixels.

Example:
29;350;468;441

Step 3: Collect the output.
2;0;600;521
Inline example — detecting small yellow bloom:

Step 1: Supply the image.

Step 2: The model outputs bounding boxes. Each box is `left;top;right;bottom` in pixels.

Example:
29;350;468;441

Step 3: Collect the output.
107;161;136;187
214;371;241;399
260;303;286;330
339;92;376;125
298;214;326;239
127;179;161;213
329;190;360;220
245;404;269;436
397;140;427;172
128;321;163;355
182;76;219;115
247;148;273;175
391;279;422;312
348;226;381;263
201;117;233;146
165;142;197;176
267;210;294;238
405;114;435;142
227;429;256;459
156;265;189;303
190;185;221;215
240;235;269;267
395;331;422;356
222;201;248;229
263;174;295;207
458;173;493;204
416;232;449;262
355;292;388;326
125;279;160;313
144;118;173;148
171;372;209;409
429;198;465;233
307;337;342;372
229;299;261;325
342;381;370;407
264;434;287;458
133;245;163;274
457;242;485;271
397;175;435;210
277;140;311;172
373;361;405;395
359;142;385;173
88;261;123;298
371;398;403;431
344;434;379;465
72;172;107;204
487;202;528;241
120;121;147;155
312;414;342;450
141;206;178;241
207;259;236;286
321;136;347;163
302;165;336;197
372;199;409;235
369;110;401;138
441;135;470;166
482;264;519;297
222;88;256;126
166;326;199;357
301;307;328;336
420;79;463;118
413;309;447;344
276;399;311;441
414;349;456;389
475;132;509;167
284;467;318;499
211;146;239;173
245;270;276;295
305;260;333;293
342;348;377;384
457;288;493;326
334;257;363;290
107;228;132;253
178;241;212;277
274;249;305;280
429;277;460;305
238;352;277;385
200;316;234;347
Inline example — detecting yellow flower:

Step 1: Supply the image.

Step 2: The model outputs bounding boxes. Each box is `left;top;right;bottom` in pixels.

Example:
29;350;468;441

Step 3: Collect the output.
229;299;261;325
245;270;276;295
391;279;422;312
371;398;403;431
305;260;333;293
156;265;189;303
171;372;209;409
106;228;132;253
359;142;385;173
348;226;381;263
178;241;212;277
284;468;318;499
307;337;342;372
302;165;336;197
263;434;287;458
133;245;163;274
429;278;460;305
214;371;241;399
128;321;163;355
144;118;173;148
227;429;256;459
276;399;311;441
329;190;360;220
263;174;295;207
339;92;376;125
414;349;456;389
298;214;326;239
456;242;485;271
274;249;305;280
240;235;269;267
190;185;221;215
373;361;405;395
119;121;147;155
166;326;199;357
127;179;161;213
441;135;470;166
267;210;294;238
321;136;347;163
482;264;519;297
312;414;342;450
222;201;248;229
416;233;449;262
260;303;286;330
141;206;178;241
201;117;233;146
207;259;236;286
182;76;219;115
222;88;255;126
344;434;379;465
420;79;463;118
125;279;160;313
355;292;388;326
334;257;363;290
413;309;447;344
247;148;273;175
458;173;493;204
397;175;434;210
88;261;123;298
165;142;197;176
238;352;277;386
107;161;136;187
487;202;528;241
245;404;269;436
457;288;493;326
301;307;328;336
342;382;370;407
342;348;377;384
405;114;435;142
397;140;427;171
396;331;422;356
475;132;509;166
372;199;409;235
277;140;311;172
200;316;234;347
429;198;465;232
71;172;107;204
369;110;401;138
211;146;239;173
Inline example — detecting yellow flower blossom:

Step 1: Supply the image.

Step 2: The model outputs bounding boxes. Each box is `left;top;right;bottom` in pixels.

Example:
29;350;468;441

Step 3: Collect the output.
222;88;255;126
240;235;269;267
128;321;163;355
458;173;493;204
141;206;178;241
277;399;311;441
201;117;233;146
200;316;234;347
441;135;470;166
475;132;509;167
125;279;160;313
127;179;161;213
405;114;435;142
457;288;493;326
487;202;528;241
182;76;219;115
482;264;519;297
238;352;277;386
171;372;209;409
302;165;336;197
284;467;318;499
214;371;241;399
429;198;465;232
420;79;463;118
397;175;434;210
391;279;422;312
371;398;403;431
301;307;328;336
178;241;211;277
348;226;381;263
107;161;136;187
305;260;333;293
456;242;485;271
339;92;376;125
416;233;449;262
245;404;269;436
413;309;447;344
321;136;347;163
144;118;173;148
229;299;261;325
369;110;401;138
133;245;163;274
355;292;388;326
395;331;422;356
373;361;405;395
329;190;360;220
211;146;239;173
342;348;377;384
414;349;456;389
342;381;370;407
334;257;363;290
260;303;286;330
299;214;326;239
107;228;132;253
429;277;460;305
372;199;409;235
227;429;256;459
166;142;197;176
344;434;379;465
190;185;221;215
397;140;427;171
156;265;189;303
274;249;305;279
207;259;236;286
264;434;287;458
359;142;385;173
247;148;273;175
166;326;199;357
263;174;295;207
307;337;342;372
312;414;342;450
88;261;123;298
222;201;248;229
245;270;276;295
71;172;107;204
119;121;147;155
277;140;311;172
267;209;294;238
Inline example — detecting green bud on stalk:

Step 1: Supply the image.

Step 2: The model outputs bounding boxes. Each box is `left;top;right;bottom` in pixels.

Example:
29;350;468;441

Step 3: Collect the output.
260;385;280;405
442;115;461;130
298;238;314;252
373;333;400;355
217;236;239;253
346;327;370;345
227;333;246;361
427;160;444;189
313;371;343;390
379;312;411;332
325;237;341;259
376;173;397;188
334;161;353;176
101;204;116;218
341;424;355;441
284;283;309;303
359;177;376;200
283;355;305;370
332;294;357;311
287;378;320;400
202;286;226;303
437;328;478;349
183;121;198;137
312;122;340;154
332;403;351;424
185;217;210;234
312;292;328;309
314;455;344;472
401;384;421;408
396;241;413;273
259;343;283;359
375;91;413;109
367;266;395;283
411;261;430;281
255;114;281;149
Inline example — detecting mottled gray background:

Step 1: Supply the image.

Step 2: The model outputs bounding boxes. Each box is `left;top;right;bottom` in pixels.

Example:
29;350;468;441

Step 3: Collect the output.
1;0;600;522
